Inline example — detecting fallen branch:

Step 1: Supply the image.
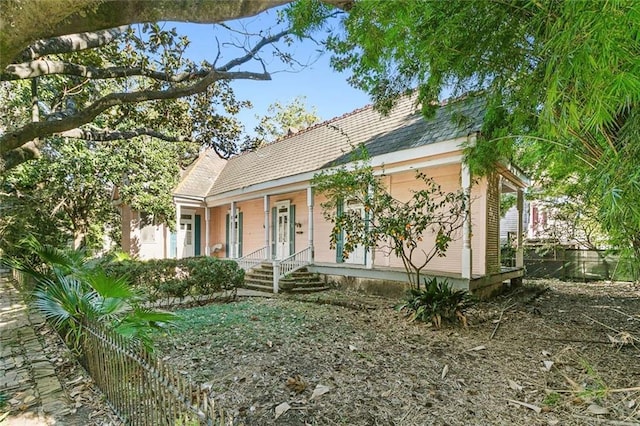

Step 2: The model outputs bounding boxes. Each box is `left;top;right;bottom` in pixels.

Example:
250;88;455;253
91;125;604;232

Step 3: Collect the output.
506;399;541;414
534;337;614;345
490;302;516;340
583;314;640;343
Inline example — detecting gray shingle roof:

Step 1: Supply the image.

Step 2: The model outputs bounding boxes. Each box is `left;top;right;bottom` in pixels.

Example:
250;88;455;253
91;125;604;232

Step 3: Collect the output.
173;150;227;198
207;94;485;197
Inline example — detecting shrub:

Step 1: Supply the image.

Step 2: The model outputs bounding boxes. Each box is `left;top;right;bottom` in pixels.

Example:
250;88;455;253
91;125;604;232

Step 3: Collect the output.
105;257;244;301
397;277;474;327
10;239;176;352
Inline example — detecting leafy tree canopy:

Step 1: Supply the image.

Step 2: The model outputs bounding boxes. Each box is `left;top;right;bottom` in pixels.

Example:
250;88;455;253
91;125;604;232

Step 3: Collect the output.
252;95;322;146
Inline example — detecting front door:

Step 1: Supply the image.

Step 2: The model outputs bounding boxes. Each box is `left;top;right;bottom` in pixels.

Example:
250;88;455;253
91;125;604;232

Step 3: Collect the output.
180;212;194;258
345;202;366;265
276;201;291;260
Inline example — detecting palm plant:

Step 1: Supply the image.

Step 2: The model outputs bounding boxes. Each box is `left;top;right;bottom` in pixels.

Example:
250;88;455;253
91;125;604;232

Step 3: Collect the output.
397;277;474;327
10;236;176;351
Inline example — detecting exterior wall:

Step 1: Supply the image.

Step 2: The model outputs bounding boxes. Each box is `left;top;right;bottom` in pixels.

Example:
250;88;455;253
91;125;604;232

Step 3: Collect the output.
376;165;464;274
121;205;169;260
120;204;133;256
236;198;265;255
313;193;339;263
209;205;228;258
209;190;312;259
199;156;515;280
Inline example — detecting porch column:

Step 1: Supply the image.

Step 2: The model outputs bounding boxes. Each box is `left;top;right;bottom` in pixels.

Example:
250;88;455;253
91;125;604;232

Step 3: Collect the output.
204;207;210;256
461;161;473;279
264;195;270;259
175;203;182;259
366;183;374;269
307;187;314;262
230;201;237;258
516;188;524;268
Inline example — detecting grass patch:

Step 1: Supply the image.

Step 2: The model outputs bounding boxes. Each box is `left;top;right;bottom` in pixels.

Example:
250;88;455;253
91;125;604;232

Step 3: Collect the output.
155;298;355;355
543;392;561;406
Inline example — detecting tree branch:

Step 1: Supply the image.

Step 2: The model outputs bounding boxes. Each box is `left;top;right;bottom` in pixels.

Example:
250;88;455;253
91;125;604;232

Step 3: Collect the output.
0;68;268;158
2;60;247;82
13;26;129;64
217;29;292;72
58;127;194;143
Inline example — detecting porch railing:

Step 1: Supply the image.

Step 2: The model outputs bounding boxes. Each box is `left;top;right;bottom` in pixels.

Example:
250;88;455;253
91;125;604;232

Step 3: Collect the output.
236;246;269;271
273;246;312;293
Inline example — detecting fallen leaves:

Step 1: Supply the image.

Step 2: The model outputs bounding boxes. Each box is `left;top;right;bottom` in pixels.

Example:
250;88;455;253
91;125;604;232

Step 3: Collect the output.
441;364;449;380
286;375;308;394
151;283;640;425
508;380;523;392
310;384;330;400
506;399;542;414
586;403;609;415
274;402;290;420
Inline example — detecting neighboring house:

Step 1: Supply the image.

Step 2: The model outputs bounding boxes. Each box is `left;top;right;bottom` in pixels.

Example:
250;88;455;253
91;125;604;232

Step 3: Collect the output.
501;200;531;245
122;94;528;297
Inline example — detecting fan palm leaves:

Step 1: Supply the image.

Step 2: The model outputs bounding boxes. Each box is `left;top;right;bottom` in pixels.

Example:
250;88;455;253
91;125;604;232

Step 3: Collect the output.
10;236;176;351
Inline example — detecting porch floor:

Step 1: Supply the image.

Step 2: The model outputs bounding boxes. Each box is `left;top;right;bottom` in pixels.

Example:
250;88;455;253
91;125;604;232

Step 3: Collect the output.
308;262;524;297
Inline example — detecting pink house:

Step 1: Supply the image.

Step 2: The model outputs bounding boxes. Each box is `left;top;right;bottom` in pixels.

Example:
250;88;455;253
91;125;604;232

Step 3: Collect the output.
121;94;527;297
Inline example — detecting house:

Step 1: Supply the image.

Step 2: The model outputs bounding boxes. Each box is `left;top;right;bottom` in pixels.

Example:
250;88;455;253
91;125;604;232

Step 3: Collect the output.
121;94;528;297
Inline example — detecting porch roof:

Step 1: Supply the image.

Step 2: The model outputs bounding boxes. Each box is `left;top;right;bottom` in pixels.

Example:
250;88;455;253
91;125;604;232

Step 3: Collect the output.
207;94;486;197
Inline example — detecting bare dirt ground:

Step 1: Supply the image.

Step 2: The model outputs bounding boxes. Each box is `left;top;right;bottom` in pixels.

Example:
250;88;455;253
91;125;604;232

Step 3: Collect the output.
155;279;640;426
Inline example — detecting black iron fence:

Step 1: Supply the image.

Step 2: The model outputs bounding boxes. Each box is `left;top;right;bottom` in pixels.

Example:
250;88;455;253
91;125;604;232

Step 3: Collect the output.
80;321;231;425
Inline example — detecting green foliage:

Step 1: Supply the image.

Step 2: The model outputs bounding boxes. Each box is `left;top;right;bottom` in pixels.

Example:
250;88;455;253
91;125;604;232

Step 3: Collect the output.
105;257;243;302
0;138;119;255
313;148;467;289
500;193;517;219
10;238;176;351
397;278;473;328
543;392;561;406
293;0;640;281
252;96;322;145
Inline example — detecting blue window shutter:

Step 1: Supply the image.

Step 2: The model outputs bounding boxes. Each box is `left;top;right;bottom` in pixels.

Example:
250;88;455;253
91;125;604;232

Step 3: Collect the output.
225;214;230;257
271;207;277;259
289;205;296;254
169;232;177;258
194;215;201;256
238;212;243;257
336;200;344;263
364;208;369;265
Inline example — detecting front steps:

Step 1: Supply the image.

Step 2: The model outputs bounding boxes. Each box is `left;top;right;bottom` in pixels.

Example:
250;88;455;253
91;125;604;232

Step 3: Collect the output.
243;262;330;293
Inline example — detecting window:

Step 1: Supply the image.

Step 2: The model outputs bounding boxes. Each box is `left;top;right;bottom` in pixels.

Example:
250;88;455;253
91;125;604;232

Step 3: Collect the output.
140;213;156;243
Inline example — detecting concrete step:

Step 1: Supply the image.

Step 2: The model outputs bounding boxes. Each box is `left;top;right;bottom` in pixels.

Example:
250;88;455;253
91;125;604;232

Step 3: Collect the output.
244;278;273;286
287;286;332;294
245;271;273;280
244;282;274;293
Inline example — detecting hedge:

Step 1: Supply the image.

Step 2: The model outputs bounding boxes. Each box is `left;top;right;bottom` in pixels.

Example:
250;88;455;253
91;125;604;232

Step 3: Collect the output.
105;257;244;301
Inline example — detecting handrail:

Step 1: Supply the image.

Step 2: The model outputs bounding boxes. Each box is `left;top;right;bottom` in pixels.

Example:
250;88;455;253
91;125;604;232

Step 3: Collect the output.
236;246;269;271
278;246;312;278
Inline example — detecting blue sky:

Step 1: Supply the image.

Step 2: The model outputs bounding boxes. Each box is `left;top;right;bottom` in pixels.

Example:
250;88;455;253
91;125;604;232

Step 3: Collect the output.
169;6;370;134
